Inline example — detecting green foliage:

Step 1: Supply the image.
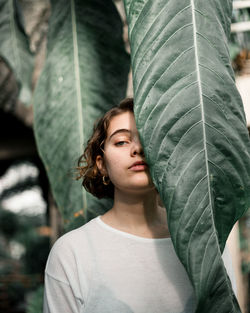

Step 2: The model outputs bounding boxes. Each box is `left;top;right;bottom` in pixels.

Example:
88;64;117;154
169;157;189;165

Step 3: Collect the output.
0;209;48;312
0;242;8;258
230;4;250;54
228;41;242;60
21;230;50;275
0;209;19;239
2;0;250;311
33;0;130;226
239;207;250;274
26;286;44;313
0;0;33;105
3;279;25;308
0;258;26;311
123;0;250;312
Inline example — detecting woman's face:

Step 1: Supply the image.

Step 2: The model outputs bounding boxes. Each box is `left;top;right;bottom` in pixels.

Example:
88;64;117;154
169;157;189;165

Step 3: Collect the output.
96;111;155;195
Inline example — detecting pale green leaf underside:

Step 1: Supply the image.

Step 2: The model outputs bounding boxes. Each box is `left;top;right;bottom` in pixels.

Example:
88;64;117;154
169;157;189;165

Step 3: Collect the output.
124;0;250;312
34;0;130;228
0;0;33;105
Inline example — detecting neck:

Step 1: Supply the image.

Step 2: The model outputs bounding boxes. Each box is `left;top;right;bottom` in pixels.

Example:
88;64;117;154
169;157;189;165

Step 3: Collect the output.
107;188;167;231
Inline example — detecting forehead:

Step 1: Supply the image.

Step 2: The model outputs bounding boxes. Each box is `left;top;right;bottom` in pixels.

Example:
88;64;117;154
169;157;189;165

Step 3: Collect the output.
107;111;137;137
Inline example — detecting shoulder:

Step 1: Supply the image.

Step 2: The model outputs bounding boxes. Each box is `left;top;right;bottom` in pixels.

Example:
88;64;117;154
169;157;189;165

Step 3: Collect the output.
44;219;98;305
50;221;85;251
53;216;98;249
45;217;98;276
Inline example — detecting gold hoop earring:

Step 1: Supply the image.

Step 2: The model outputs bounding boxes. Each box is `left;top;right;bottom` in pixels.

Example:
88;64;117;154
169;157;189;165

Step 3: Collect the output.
100;139;105;154
102;175;110;185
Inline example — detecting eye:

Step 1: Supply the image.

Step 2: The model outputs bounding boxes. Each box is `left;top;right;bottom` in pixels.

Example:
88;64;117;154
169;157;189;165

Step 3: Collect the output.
115;141;129;146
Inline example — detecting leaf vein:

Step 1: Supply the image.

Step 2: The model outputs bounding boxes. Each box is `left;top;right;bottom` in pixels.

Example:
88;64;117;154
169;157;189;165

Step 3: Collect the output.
137;46;196;124
175;191;209;248
204;122;232;145
202;94;228;120
132;4;192;72
199;231;216;289
186;204;213;273
196;31;228;66
162;149;205;217
174;174;208;243
206;142;246;183
155;119;202;168
146;77;198;144
134;24;194;96
198;63;224;82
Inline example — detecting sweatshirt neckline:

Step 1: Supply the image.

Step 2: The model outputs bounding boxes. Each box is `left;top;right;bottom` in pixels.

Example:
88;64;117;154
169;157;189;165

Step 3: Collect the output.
95;215;172;243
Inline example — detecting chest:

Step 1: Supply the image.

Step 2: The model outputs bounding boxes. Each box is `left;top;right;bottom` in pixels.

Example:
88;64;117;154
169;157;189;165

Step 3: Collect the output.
82;243;197;313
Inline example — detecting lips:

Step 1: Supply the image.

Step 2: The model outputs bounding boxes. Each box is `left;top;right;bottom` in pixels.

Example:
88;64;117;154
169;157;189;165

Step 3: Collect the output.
129;161;147;168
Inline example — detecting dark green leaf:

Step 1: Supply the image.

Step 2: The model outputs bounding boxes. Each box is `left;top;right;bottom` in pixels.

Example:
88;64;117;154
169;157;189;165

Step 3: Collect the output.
123;0;250;312
33;0;130;226
26;286;44;313
0;0;33;105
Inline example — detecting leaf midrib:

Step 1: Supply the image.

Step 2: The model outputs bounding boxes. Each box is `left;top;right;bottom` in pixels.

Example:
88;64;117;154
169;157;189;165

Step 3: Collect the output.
190;0;234;303
71;0;87;210
190;0;212;216
9;0;20;79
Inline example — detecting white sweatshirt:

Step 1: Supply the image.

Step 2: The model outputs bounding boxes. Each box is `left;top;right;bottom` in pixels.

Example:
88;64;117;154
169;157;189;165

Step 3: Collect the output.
43;215;237;313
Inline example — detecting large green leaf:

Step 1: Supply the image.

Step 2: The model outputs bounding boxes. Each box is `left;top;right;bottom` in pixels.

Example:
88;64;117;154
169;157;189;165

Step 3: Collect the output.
123;0;250;312
33;0;130;228
0;0;33;105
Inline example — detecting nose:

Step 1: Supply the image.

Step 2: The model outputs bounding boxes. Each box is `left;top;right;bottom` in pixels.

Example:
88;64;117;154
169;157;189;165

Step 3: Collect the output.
131;138;144;156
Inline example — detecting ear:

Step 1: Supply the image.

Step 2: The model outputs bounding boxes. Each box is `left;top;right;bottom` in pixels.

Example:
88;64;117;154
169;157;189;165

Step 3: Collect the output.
96;155;107;176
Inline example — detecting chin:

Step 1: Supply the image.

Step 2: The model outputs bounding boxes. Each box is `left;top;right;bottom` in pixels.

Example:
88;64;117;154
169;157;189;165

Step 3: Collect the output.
130;180;155;191
129;186;156;196
114;175;155;193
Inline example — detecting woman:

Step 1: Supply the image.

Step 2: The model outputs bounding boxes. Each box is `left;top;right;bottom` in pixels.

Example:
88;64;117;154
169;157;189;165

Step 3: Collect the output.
43;98;237;313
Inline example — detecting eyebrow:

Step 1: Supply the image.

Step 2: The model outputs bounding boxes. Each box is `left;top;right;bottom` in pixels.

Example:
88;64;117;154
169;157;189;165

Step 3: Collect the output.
108;129;131;141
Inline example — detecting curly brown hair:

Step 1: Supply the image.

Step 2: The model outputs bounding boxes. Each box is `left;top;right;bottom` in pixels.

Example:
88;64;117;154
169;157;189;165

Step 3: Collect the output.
76;98;134;199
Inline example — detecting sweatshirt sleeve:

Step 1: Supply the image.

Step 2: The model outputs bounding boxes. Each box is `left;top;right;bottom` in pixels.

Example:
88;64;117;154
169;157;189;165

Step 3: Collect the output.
43;234;85;313
43;273;82;313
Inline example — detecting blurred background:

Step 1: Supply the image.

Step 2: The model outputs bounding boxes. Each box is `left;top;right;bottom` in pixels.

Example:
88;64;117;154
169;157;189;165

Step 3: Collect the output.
0;0;249;312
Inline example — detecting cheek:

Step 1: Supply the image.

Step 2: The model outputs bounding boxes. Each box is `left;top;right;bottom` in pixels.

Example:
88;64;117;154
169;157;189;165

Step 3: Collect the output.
104;151;126;176
106;159;122;174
